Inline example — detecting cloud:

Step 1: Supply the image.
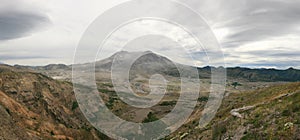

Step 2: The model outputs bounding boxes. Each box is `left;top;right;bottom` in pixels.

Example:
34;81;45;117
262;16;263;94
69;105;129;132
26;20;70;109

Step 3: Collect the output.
238;50;300;58
224;1;300;45
173;0;300;68
0;0;51;41
238;60;300;69
0;54;49;60
184;0;300;45
0;0;299;69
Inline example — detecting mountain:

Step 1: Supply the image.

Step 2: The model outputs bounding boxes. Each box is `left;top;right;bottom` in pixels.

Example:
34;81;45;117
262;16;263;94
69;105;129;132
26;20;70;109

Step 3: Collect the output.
0;65;108;139
226;67;300;82
20;51;298;82
0;51;300;139
10;51;299;82
14;64;71;71
95;51;177;72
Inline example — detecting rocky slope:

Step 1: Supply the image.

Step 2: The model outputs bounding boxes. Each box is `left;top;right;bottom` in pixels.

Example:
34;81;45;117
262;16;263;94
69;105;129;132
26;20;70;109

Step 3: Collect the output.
0;65;108;140
167;82;300;139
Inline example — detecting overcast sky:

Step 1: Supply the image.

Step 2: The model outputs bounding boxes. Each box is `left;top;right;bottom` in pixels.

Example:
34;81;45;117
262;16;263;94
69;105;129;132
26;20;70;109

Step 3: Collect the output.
0;0;299;69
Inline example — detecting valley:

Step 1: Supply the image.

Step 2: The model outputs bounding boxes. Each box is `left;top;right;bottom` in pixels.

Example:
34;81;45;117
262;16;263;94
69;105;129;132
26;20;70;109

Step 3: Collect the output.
0;51;299;139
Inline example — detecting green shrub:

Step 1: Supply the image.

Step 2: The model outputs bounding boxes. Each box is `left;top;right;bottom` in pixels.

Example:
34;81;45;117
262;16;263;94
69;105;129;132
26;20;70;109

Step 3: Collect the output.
72;101;79;110
159;101;176;106
282;109;291;116
198;96;209;102
231;82;242;88
50;131;55;136
143;112;158;123
212;122;227;140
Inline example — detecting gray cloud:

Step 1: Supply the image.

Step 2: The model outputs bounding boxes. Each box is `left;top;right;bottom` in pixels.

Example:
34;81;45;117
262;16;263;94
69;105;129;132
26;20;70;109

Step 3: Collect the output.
183;0;300;46
224;50;300;58
0;54;50;61
225;1;300;44
0;0;298;69
173;0;300;68
0;2;50;40
243;50;300;58
223;50;300;68
239;60;300;69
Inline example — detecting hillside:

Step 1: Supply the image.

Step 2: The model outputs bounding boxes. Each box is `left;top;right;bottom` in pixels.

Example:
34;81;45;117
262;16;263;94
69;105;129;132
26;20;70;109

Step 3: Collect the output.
167;82;300;139
226;67;300;82
0;65;108;140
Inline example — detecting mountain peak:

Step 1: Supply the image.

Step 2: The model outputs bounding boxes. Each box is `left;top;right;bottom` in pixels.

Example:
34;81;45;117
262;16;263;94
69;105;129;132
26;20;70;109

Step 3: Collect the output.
94;50;174;72
287;67;295;70
144;50;153;53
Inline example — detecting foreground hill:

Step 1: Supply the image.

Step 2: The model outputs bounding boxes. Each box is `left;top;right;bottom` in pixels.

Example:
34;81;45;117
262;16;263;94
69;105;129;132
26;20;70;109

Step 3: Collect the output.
167;82;300;139
0;65;108;140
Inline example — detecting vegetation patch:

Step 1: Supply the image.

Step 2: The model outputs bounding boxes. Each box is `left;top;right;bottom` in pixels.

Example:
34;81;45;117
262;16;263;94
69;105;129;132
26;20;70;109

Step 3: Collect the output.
72;101;79;110
143;112;159;123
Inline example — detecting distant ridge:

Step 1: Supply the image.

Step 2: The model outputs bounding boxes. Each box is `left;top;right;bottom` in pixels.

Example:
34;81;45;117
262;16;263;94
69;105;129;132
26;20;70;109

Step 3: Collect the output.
226;66;300;82
1;51;300;82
